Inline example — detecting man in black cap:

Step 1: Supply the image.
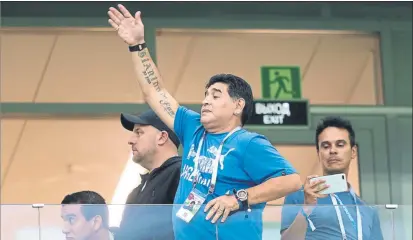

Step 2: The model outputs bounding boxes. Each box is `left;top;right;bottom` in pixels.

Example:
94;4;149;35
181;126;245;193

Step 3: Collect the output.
115;109;181;240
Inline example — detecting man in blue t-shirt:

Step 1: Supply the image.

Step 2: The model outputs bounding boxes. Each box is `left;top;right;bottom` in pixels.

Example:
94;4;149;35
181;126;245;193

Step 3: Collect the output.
280;117;384;240
108;5;302;240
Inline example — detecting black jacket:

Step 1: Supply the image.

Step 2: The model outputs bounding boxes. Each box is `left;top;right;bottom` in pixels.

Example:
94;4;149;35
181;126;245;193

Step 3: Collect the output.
115;156;181;240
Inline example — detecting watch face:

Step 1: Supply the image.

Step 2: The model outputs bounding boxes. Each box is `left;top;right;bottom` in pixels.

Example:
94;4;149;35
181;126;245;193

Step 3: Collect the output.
237;190;248;201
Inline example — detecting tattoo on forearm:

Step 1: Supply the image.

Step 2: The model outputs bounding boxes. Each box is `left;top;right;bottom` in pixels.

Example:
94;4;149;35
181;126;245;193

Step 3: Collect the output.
138;51;146;58
138;50;175;117
160;96;175;117
140;51;161;91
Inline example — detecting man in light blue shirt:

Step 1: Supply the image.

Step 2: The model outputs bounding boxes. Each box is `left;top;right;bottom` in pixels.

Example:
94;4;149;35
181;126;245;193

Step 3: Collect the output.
280;116;383;240
107;4;302;240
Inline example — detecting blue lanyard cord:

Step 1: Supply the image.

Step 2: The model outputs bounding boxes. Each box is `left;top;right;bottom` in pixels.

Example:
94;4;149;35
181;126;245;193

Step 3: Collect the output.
304;192;362;240
332;194;358;233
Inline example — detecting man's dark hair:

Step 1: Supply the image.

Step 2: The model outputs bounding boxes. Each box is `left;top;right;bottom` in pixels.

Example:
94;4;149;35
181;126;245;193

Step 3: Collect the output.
315;116;356;151
205;74;254;125
61;190;109;228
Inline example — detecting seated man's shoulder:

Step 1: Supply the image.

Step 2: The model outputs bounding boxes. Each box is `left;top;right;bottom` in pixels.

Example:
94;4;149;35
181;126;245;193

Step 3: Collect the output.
356;196;379;212
171;157;182;167
165;156;182;170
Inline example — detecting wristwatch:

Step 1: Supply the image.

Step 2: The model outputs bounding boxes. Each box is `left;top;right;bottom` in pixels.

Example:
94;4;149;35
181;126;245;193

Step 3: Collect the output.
234;189;249;211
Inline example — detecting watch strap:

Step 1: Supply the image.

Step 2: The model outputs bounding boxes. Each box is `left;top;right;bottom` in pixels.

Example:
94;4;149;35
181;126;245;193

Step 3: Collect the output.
236;198;244;210
234;189;248;211
129;42;147;52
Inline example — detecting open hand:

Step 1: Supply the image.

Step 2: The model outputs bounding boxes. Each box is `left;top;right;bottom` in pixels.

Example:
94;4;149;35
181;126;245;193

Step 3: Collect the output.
107;4;144;46
204;195;239;224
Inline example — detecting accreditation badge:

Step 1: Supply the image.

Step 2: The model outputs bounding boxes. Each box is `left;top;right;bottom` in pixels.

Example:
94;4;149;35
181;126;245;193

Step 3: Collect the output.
176;188;207;223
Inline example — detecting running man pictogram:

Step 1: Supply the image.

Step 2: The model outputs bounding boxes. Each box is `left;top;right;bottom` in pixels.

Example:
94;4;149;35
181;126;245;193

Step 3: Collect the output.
261;66;302;100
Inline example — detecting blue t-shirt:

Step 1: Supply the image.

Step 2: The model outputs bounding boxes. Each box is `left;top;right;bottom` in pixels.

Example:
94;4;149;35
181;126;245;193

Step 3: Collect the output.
172;106;297;240
281;188;384;240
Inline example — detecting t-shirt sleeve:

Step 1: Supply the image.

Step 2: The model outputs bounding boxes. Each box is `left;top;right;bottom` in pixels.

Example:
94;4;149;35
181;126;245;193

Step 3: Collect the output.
280;190;303;234
369;207;384;240
173;106;201;146
243;135;297;185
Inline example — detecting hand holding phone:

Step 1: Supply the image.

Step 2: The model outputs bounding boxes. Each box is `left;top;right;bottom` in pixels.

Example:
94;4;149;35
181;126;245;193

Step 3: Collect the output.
303;175;330;205
309;174;348;195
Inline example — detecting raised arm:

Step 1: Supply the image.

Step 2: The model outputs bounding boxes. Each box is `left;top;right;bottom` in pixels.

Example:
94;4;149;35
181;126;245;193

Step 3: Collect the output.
108;4;179;130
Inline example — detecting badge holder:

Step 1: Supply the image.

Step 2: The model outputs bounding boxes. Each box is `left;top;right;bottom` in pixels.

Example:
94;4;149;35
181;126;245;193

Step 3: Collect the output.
176;187;207;223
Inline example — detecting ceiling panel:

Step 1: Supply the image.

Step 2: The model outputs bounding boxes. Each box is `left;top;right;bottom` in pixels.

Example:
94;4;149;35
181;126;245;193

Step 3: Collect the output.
301;36;374;104
1;29;381;105
155;34;195;94
0;119;26;179
35;32;141;103
160;33;320;103
348;52;377;104
1;31;142;103
0;33;56;101
156;30;380;105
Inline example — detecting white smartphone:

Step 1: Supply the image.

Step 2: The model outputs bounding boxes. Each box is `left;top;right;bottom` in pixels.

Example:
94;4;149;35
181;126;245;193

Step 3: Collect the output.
309;173;348;194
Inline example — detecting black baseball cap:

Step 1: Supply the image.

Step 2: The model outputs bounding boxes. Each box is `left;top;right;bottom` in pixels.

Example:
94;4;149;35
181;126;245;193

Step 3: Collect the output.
120;110;180;149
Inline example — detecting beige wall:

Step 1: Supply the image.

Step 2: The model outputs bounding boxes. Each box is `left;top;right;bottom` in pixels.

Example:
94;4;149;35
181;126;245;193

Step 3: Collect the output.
156;29;382;105
1;117;131;204
1;29;381;104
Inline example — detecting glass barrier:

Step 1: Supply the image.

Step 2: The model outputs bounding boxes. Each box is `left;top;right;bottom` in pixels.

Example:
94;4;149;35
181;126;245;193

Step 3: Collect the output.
392;204;412;240
1;204;42;240
38;204;179;240
2;204;411;239
225;205;396;240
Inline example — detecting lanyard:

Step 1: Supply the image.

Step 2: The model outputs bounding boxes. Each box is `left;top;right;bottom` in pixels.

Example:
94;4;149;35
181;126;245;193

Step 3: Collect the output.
192;126;241;195
330;191;362;240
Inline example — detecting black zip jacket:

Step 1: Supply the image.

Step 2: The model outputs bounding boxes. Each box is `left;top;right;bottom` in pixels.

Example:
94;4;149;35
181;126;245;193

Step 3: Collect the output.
114;156;181;240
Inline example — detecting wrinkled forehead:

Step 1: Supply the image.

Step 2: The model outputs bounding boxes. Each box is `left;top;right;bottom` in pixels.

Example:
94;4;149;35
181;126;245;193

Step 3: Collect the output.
318;127;350;143
61;204;82;218
205;82;229;95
